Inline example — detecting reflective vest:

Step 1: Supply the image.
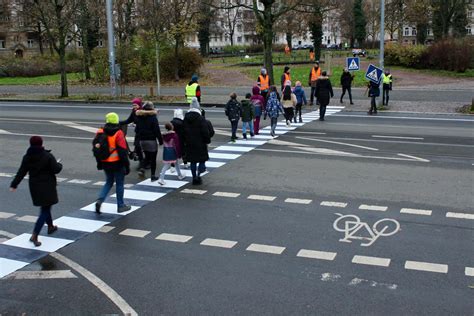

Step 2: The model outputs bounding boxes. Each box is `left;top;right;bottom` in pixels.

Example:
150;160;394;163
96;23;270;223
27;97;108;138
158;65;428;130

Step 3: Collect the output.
311;67;321;81
383;74;392;84
284;73;291;83
309;52;315;61
259;75;269;91
98;128;120;163
185;83;199;103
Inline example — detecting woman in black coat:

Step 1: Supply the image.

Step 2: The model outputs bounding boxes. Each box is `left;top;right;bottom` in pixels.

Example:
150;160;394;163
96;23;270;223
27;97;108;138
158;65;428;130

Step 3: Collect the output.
315;71;334;121
183;98;211;185
10;136;63;246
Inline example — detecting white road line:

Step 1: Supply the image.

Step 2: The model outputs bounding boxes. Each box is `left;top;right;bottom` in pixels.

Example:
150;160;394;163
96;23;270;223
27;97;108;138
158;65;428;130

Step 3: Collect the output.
50;121;98;133
4;233;73;253
0;129;12;134
181;189;207;195
200;238;238;249
335;114;474;122
54;216;109;233
0;258;29;278
113;189;165;201
5;270;77;280
56;177;68;182
156;233;193;243
97;226;115;233
465;267;474;277
234;140;267;145
119;228;151;238
296;136;379;151
320;201;348;208
285;198;312;205
0;172;14;177
320;273;341;282
372;135;424;140
246;243;285;255
16;215;37;223
0;211;15;219
405;260;448;273
292;146;357;156
247;194;276;201
213;191;241;198
446;212;474;220
208;152;241;160
93;181;106;186
268;139;310;147
397;153;430;162
359;204;388;212
67;179;91;184
297;249;337;261
400;208;432;216
139;178;187;189
352;255;391;267
215;145;255;152
205;161;226;168
81;202;139;215
124;184;135;189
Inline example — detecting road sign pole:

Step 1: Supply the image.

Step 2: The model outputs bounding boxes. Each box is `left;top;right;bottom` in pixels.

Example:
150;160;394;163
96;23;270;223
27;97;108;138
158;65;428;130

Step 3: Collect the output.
379;0;385;69
106;0;117;98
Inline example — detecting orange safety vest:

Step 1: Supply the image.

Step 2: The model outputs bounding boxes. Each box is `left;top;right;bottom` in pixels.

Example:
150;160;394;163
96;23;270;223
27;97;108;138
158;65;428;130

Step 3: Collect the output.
311;67;321;81
259;75;269;91
309;52;315;61
98;128;121;163
284;73;291;83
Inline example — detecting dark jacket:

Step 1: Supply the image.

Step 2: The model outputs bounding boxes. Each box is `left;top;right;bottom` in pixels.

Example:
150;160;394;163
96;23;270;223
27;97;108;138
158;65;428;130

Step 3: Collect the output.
368;81;380;97
97;124;130;172
340;72;354;88
135;110;163;144
183;111;211;162
241;99;255;122
225;99;242;121
10;146;62;207
315;76;334;106
293;86;307;105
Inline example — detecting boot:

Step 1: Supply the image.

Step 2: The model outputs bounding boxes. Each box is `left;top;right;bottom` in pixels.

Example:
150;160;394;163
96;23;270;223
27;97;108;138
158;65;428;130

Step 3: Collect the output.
47;225;58;235
243;133;247;140
29;234;41;247
340;98;343;104
299;117;302;123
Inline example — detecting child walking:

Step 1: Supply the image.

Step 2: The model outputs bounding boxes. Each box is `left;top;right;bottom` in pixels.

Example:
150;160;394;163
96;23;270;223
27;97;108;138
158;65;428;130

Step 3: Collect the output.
158;123;185;185
265;88;284;138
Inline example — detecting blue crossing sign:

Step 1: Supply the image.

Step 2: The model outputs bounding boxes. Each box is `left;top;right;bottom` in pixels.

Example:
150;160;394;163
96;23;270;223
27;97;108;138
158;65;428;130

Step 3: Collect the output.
346;57;360;71
365;64;383;84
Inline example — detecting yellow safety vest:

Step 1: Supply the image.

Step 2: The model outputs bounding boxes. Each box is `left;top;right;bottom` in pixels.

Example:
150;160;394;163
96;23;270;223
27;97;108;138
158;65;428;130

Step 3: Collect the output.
383;74;392;84
185;83;199;103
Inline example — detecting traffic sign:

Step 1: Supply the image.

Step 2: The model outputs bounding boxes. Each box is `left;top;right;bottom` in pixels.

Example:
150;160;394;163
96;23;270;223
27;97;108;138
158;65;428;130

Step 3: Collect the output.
365;64;383;84
346;57;360;71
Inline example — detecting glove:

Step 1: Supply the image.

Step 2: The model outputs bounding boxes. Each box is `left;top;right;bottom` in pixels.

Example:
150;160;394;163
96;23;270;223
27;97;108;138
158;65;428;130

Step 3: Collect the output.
96;162;103;170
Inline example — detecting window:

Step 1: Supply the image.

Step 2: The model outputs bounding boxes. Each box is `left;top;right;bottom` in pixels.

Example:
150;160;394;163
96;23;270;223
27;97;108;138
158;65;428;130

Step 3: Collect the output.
237;24;242;32
467;26;472;35
412;28;417;36
237;36;242;43
404;27;409;36
97;39;103;47
27;39;34;48
77;40;82;47
0;39;5;49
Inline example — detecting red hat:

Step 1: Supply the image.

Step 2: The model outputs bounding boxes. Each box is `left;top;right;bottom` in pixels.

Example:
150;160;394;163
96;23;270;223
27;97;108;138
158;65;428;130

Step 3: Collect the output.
131;98;142;107
29;135;43;147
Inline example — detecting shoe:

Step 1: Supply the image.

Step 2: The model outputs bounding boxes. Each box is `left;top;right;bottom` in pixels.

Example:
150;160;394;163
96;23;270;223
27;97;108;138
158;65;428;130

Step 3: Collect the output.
117;205;131;213
250;133;254;137
138;168;145;177
299;118;302;123
192;178;200;185
319;118;325;121
157;179;165;185
309;102;313;106
350;102;354;105
196;177;202;184
151;175;158;182
95;199;102;214
178;175;185;180
373;111;378;115
47;225;58;235
340;99;343;104
29;234;41;247
286;120;290;127
367;111;373;115
243;133;247;140
170;167;176;173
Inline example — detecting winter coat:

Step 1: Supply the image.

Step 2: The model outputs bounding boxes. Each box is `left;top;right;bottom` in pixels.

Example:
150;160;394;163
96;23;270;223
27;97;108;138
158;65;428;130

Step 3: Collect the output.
315;76;334;106
171;117;185;157
282;93;297;108
96;124;130;172
135;110;163;144
162;131;181;163
293;86;307;105
368;81;380;97
340;72;354;88
183;111;211;162
10;146;62;207
266;92;284;119
250;86;265;117
241;99;255;122
225;99;242;121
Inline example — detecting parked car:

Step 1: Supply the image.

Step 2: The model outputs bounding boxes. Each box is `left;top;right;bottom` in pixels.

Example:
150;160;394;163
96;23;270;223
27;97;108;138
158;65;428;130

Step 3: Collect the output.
352;48;366;57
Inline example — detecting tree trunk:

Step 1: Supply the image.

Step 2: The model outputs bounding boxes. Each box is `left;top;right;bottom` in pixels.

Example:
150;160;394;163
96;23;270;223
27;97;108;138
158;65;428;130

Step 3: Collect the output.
82;31;92;80
37;23;44;55
174;38;180;81
262;11;274;85
286;32;292;49
155;40;161;96
59;43;68;98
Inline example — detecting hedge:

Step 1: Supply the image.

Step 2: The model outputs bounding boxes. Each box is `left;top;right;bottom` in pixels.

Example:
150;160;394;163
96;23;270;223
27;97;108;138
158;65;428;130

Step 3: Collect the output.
0;54;83;77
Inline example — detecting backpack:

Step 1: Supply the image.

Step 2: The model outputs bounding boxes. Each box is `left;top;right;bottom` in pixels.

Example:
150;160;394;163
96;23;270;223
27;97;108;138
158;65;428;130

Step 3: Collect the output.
92;130;113;160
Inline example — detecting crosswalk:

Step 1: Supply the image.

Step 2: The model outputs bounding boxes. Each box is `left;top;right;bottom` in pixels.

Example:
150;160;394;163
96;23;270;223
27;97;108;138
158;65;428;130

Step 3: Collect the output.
0;107;344;278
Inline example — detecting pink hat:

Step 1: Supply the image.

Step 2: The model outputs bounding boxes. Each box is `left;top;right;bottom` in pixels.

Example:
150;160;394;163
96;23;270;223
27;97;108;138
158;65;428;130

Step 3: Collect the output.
131;98;142;108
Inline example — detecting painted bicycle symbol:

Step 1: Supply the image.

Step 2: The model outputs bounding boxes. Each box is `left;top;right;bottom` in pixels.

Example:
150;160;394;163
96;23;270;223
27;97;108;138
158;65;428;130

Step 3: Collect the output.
333;213;400;247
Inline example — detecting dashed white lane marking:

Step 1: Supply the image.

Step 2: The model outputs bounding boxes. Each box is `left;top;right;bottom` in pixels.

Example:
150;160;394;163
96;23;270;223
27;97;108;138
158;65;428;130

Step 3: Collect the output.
200;238;238;249
54;216;109;233
0;258;29;277
372;135;424;140
320;273;341;282
359;204;388;212
400;208;432;216
124;184;135;189
0;172;14;177
246;243;285;255
206;161;226;168
97;226;115;233
297;249;337;261
67;179;91;184
0;211;15;219
247;194;277;202
213;191;241;198
283;197;312;205
93;181;106;186
16;215;37;223
5;270;77;280
4;233;73;253
181;189;207;195
119;228;151;238
81;202;138;215
215;145;255;153
397;153;430;162
348;278;398;290
56;177;67;182
156;233;193;243
465;267;474;277
139;178;188;189
404;260;448;274
295;136;379;151
234;140;267;146
113;189;165;201
352;255;391;267
321;201;348;208
208;152;241;160
446;212;474;220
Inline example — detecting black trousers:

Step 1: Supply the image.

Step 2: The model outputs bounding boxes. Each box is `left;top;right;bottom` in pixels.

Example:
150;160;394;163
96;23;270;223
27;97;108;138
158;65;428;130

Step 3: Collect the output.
319;104;327;119
310;86;317;104
341;86;353;103
295;103;303;121
383;85;390;105
283;107;294;122
230;120;239;139
143;150;157;176
369;96;377;113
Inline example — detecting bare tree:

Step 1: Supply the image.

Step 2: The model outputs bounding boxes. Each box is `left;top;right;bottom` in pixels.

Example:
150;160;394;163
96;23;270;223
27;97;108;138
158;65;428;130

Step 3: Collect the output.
221;0;243;46
364;0;380;48
338;0;356;47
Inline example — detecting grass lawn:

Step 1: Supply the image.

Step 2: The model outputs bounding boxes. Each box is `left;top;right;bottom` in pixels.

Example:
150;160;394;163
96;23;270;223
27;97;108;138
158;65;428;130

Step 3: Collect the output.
0;72;87;85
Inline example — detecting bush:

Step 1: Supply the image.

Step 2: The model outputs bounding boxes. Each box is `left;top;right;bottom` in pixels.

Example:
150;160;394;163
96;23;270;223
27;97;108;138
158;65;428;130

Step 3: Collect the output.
0;55;83;77
222;45;247;54
160;47;203;80
246;44;263;53
384;43;427;68
426;38;474;72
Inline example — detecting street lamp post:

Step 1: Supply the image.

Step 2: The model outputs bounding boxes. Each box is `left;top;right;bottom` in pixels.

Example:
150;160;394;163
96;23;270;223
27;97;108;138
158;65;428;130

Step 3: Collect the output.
379;0;385;69
106;0;117;97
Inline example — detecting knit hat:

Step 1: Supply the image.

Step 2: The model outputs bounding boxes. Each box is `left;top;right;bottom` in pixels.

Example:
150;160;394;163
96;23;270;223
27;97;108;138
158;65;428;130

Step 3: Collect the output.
284;66;290;73
190;97;200;110
174;109;184;120
143;101;154;110
261;68;267;75
191;74;198;82
131;97;142;107
105;112;119;124
29;135;43;147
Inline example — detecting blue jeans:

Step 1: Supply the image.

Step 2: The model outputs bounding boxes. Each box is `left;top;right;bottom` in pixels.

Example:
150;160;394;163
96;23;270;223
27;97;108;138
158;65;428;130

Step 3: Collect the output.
242;121;254;135
98;168;125;207
33;205;53;235
270;117;278;135
190;162;206;179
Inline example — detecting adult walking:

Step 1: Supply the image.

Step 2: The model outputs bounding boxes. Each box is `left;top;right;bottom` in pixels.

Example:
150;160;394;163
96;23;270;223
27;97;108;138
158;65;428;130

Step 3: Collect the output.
367;80;380;115
183;98;211;185
266;88;284;138
225;92;242;142
10;136;62;246
136;101;163;180
314;71;334;121
382;69;393;106
281;66;291;91
94;113;131;214
257;68;270;101
250;85;265;135
120;98;143;169
308;62;321;106
281;81;297;126
185;74;201;104
340;68;354;105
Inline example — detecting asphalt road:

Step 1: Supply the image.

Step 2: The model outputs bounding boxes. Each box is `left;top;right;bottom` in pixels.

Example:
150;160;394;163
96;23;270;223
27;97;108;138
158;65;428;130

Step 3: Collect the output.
0;102;473;315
